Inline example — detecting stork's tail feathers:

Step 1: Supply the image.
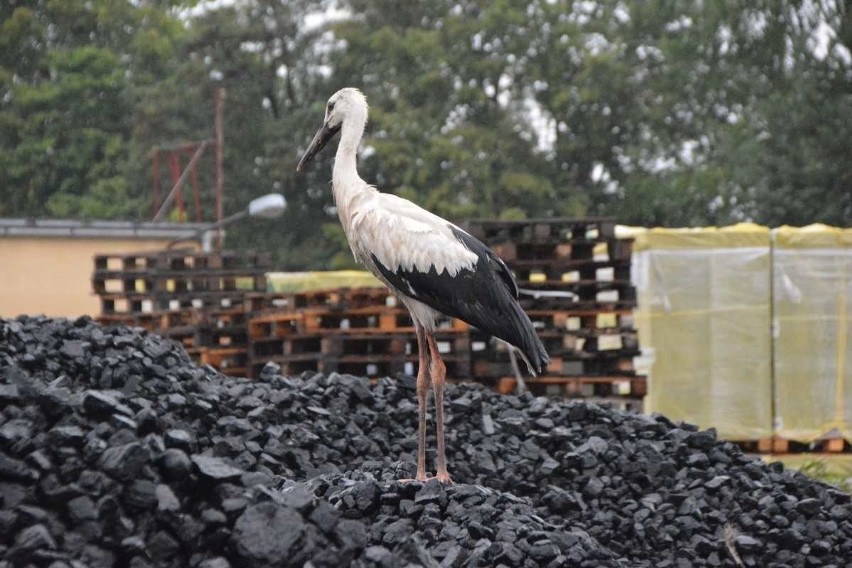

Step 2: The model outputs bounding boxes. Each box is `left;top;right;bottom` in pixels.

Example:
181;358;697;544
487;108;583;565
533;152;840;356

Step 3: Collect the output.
505;301;550;376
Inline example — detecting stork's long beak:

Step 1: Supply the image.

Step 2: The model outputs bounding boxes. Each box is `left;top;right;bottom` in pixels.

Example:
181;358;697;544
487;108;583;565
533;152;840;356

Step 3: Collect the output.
296;121;341;173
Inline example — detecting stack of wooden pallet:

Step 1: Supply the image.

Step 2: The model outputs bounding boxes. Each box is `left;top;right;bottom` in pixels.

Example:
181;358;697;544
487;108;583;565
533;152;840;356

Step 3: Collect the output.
92;218;643;409
93;248;272;377
464;218;644;409
248;287;471;379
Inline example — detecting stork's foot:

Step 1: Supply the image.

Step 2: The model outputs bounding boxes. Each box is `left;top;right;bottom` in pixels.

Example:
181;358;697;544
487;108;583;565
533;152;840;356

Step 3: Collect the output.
397;475;429;484
433;471;454;485
397;473;454;485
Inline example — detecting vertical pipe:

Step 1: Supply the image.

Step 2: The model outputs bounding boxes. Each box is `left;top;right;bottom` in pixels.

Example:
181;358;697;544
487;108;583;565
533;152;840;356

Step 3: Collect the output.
152;142;209;222
187;147;203;222
834;268;847;428
168;152;186;221
214;87;226;250
769;231;779;444
152;150;161;218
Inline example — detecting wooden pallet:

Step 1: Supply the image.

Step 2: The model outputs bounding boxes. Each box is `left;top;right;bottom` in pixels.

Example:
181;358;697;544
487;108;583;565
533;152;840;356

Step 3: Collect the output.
249;329;472;379
204;308;251;328
301;306;468;335
244;292;294;313
97;307;249;332
93;249;271;304
465;218;618;244
251;331;470;367
525;310;635;333
249;312;303;340
508;258;632;284
99;291;253;315
517;280;637;303
491;238;633;267
97;312;191;332
155;251;270;271
93;249;280;378
302;306;412;334
250;352;471;380
473;352;638;379
321;332;470;356
475;328;639;356
94;249;271;272
91;274;156;295
92;270;267;295
200;347;249;377
735;437;850;454
496;375;646;398
518;296;638;312
151;272;267;294
194;326;248;348
287;286;393;310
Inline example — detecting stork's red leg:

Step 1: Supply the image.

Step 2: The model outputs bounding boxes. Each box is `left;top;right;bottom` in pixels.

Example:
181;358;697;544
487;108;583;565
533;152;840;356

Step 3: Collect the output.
427;333;453;484
402;324;430;482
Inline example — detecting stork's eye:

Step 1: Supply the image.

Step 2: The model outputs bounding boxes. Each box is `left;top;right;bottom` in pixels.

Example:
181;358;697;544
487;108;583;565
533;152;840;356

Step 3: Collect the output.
327;101;335;113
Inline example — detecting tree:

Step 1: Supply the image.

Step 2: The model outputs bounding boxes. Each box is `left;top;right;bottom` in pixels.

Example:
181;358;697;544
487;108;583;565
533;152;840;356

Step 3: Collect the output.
1;0;848;269
161;0;350;269
0;0;189;219
170;0;852;266
329;0;558;224
525;0;851;226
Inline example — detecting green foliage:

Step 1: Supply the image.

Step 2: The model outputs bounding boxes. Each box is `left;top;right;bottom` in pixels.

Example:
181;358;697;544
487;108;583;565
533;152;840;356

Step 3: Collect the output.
0;45;129;216
0;0;190;219
1;0;849;268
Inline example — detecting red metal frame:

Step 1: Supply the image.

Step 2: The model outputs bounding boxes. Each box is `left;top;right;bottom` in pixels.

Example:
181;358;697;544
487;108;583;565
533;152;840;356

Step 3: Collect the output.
150;87;225;234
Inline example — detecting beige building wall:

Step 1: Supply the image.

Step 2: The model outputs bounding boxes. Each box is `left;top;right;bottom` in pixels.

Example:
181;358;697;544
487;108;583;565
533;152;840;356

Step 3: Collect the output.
0;237;194;318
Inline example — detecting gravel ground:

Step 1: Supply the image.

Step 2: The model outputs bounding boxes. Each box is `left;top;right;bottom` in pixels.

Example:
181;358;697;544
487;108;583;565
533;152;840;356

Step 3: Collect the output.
1;315;850;567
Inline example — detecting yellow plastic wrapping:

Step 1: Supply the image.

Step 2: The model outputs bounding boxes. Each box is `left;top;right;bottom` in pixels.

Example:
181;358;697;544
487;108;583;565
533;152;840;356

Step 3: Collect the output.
772;225;852;442
266;270;383;293
628;225;774;440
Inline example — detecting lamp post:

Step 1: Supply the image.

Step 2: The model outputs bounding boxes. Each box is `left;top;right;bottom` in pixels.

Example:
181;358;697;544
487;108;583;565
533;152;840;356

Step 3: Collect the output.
168;193;286;251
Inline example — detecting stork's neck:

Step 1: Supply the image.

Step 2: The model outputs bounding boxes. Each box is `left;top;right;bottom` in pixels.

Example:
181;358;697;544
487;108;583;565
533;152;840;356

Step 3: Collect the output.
332;115;366;191
332;112;370;231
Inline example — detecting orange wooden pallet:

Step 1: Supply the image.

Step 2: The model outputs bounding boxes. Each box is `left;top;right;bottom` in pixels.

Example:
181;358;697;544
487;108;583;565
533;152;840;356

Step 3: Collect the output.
200;347;249;377
495;374;646;398
248;312;304;340
288;286;393;310
735;437;850;454
300;306;469;335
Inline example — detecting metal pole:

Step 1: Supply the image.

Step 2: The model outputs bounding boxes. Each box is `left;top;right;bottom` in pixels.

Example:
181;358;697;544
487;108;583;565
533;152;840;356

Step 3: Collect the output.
152;141;209;222
508;347;528;394
152;150;161;218
214;87;226;250
166;210;248;250
188;147;203;222
768;234;777;444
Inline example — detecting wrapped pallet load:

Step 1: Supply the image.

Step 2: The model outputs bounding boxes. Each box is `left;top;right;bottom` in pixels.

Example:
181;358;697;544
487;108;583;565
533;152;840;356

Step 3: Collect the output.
625;223;774;442
772;224;852;445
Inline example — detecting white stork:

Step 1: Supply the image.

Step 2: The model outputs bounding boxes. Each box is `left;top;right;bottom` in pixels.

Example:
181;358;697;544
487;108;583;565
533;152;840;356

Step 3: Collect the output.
296;87;549;483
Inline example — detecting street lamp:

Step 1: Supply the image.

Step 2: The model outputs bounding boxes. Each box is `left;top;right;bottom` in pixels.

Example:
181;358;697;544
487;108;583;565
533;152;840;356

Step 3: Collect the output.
247;193;287;219
168;193;286;251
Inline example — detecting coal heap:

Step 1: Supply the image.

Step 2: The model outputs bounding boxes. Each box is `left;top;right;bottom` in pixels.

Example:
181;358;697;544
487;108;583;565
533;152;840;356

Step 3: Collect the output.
1;316;850;568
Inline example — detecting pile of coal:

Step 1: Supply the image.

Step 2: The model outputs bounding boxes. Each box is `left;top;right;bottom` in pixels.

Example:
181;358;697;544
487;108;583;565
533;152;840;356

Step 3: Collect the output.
1;315;850;568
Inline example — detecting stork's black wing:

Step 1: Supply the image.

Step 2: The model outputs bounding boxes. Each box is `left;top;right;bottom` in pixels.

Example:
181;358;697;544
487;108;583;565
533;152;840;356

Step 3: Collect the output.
371;226;549;374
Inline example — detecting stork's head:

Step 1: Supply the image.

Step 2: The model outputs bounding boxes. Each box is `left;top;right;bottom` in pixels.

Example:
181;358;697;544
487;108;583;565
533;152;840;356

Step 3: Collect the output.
296;88;368;173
